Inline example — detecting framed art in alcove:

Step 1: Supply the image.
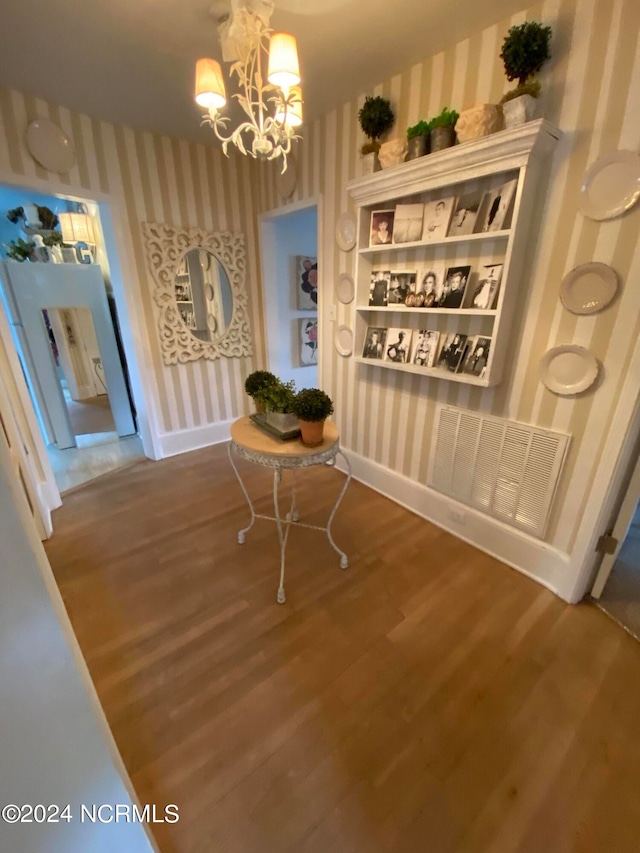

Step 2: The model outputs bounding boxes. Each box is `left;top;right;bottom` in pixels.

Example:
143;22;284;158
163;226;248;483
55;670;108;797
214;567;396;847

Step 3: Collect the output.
295;256;318;310
300;318;318;365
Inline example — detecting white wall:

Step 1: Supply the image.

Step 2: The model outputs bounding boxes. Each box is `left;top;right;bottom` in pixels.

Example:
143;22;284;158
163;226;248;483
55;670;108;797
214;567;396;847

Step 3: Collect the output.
262;204;318;388
0;434;156;853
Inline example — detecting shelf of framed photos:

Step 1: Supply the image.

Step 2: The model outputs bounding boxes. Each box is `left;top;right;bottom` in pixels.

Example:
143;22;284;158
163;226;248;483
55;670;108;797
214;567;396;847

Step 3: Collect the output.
353;356;491;387
358;229;511;255
356;320;495;386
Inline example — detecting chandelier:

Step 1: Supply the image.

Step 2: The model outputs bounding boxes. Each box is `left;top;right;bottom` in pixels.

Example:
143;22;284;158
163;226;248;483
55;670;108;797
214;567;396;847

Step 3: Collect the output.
195;0;302;172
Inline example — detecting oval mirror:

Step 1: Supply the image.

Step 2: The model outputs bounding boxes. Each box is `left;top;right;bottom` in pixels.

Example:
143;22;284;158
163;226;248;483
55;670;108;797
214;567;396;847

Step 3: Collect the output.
173;248;233;343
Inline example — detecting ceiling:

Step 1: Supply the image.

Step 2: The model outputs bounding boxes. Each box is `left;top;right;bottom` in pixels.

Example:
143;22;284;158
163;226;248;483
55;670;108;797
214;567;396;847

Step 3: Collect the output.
0;0;526;145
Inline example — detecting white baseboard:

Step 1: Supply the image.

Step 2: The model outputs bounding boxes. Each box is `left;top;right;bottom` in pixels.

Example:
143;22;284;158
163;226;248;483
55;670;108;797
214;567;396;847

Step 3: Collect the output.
158;418;234;458
336;448;576;603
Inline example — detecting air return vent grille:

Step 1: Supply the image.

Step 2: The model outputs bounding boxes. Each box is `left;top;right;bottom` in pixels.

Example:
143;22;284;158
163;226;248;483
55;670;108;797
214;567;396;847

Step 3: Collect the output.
429;406;570;539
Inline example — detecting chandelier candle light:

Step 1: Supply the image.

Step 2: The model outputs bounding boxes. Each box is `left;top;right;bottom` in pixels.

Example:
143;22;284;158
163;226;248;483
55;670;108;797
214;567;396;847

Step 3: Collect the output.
195;0;302;172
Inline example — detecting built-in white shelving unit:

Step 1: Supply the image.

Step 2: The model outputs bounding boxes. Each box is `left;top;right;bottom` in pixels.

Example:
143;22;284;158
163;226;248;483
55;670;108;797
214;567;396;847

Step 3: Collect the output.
346;119;561;387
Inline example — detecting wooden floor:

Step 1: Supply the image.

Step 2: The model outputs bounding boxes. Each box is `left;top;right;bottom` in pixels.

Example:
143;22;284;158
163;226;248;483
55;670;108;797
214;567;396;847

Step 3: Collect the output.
45;442;640;853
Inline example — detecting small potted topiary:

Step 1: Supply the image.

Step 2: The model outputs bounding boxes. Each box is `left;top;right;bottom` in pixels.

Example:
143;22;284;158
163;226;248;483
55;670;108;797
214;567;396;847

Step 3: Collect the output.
292;388;334;447
358;95;395;175
429;107;460;152
499;21;552;128
5;237;36;262
244;369;278;413
406;119;431;160
262;379;298;432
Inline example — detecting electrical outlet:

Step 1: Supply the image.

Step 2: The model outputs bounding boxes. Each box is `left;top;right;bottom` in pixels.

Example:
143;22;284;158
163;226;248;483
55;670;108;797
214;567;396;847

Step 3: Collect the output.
448;505;466;525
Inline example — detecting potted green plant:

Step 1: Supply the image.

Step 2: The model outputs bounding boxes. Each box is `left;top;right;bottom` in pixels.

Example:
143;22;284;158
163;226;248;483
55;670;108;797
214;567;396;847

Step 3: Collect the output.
5;237;36;262
262;379;298;432
429;107;460;152
358;96;395;175
406;119;431;160
499;21;552;128
244;369;278;413
292;388;334;447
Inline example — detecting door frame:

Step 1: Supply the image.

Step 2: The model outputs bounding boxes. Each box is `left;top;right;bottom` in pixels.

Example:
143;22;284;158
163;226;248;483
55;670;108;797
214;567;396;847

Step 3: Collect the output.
0;170;162;462
591;442;640;598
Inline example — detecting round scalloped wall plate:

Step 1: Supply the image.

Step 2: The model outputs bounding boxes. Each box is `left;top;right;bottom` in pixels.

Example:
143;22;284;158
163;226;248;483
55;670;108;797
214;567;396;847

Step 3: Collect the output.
335;212;357;251
540;344;599;395
579;150;640;221
26;118;75;173
334;325;353;356
335;272;355;304
560;262;619;315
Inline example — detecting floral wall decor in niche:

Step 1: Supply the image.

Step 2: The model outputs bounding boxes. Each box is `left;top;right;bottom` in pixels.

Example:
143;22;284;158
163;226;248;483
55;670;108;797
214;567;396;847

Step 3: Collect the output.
300;318;318;365
296;256;318;309
142;222;253;365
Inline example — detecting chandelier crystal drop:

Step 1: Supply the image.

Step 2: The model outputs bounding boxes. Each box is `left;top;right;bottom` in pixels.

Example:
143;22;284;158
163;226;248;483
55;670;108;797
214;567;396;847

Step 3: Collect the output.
195;0;302;172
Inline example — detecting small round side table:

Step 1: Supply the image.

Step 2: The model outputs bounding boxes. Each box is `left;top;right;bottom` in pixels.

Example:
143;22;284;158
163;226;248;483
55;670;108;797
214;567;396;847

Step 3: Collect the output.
228;416;352;604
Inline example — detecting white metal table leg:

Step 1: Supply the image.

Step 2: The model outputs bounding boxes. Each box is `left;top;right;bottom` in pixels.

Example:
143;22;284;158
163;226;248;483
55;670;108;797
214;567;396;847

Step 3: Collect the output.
272;467;290;604
228;443;255;544
286;469;299;522
326;451;352;569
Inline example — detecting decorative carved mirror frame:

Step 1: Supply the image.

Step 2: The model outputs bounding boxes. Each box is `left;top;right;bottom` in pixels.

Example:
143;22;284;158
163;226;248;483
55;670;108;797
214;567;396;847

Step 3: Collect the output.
142;222;253;365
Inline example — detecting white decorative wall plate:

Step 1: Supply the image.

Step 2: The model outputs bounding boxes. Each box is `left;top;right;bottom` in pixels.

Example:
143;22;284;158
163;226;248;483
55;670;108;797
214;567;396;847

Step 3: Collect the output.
540;344;599;395
579;150;640;220
26;119;75;173
334;325;353;356
335;212;357;251
560;262;619;315
335;272;355;304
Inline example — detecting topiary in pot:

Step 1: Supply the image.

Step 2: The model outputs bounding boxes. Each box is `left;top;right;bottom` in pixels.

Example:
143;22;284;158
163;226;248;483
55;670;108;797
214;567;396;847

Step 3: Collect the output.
428;108;460;152
499;21;551;127
5;237;36;262
358;96;395;172
406;119;431;160
262;379;298;432
244;369;278;412
292;388;334;447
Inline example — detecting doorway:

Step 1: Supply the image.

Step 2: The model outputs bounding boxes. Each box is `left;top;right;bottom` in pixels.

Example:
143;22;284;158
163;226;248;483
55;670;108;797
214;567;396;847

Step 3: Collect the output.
592;449;640;640
260;201;319;387
0;183;145;495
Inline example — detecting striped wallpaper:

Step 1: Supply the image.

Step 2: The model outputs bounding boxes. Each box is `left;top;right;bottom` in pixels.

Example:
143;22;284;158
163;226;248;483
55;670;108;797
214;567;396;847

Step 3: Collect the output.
0;89;264;444
0;0;638;591
257;0;640;565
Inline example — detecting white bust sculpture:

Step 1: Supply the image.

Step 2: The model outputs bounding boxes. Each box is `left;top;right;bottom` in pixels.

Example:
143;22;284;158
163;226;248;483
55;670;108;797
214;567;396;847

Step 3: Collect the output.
378;138;408;169
455;104;503;143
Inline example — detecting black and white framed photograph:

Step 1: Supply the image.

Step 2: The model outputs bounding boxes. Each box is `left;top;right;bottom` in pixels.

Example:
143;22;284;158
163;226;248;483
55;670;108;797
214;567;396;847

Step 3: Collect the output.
392;203;424;244
448;189;483;237
478;178;518;232
462;336;491;377
436;332;468;372
369;269;391;306
470;263;503;309
383;328;413;363
388;271;417;305
439;265;472;309
412;330;440;367
362;326;387;359
417;265;446;307
295;256;318;310
421;196;455;242
369;209;395;246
